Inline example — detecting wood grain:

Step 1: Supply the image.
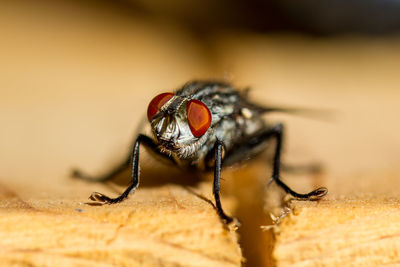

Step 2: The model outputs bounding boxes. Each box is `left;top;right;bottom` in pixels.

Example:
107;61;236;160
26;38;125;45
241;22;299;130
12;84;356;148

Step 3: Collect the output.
273;196;400;266
0;181;242;266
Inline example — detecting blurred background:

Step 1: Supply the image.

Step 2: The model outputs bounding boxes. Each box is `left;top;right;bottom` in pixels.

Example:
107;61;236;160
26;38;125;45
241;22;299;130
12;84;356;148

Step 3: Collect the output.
1;0;400;266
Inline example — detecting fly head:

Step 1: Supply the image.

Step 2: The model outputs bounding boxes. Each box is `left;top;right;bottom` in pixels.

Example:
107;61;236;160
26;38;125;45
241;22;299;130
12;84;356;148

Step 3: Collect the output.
147;93;212;159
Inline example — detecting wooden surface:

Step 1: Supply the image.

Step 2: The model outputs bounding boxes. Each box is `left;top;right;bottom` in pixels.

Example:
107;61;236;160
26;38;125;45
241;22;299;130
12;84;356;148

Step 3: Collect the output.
273;195;400;266
0;180;242;266
1;1;400;266
271;170;400;266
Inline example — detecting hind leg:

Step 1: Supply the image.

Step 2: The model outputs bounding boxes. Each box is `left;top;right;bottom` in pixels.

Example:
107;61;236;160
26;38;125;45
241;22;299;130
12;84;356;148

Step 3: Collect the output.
72;155;130;183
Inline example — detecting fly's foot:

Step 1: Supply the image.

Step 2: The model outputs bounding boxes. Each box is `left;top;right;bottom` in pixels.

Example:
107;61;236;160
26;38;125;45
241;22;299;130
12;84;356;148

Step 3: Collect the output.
88;192;116;204
230;217;241;230
273;176;328;201
221;215;241;230
296;187;328;201
219;212;241;227
307;187;328;200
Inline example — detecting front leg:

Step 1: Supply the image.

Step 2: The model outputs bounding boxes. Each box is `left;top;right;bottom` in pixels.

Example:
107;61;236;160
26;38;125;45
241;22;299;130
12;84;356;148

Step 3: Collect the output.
213;140;235;224
89;134;158;204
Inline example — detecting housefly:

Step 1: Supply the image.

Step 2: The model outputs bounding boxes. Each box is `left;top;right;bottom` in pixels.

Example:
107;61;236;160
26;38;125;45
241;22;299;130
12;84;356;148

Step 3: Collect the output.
73;81;328;224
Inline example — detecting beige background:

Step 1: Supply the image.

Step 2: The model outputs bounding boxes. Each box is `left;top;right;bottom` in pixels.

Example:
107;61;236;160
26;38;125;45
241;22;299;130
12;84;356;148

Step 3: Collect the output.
1;1;400;266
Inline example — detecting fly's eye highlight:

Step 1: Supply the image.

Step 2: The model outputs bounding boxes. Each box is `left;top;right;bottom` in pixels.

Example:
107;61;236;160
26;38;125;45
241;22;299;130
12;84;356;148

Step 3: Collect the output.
186;99;211;138
147;93;174;122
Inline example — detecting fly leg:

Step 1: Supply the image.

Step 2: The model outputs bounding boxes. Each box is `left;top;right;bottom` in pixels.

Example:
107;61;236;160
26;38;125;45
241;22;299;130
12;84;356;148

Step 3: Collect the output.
224;123;327;200
268;124;327;200
73;135;176;184
213;140;235;224
73;116;150;183
281;162;322;175
72;154;131;183
87;134;160;204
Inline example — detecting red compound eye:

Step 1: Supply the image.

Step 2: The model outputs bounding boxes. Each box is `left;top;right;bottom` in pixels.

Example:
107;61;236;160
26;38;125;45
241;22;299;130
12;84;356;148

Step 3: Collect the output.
186;99;211;138
147;93;174;122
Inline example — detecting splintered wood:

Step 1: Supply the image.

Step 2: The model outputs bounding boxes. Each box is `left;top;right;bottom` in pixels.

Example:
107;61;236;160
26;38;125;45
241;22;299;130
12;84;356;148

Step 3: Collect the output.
270;171;400;266
0;182;242;267
273;196;400;266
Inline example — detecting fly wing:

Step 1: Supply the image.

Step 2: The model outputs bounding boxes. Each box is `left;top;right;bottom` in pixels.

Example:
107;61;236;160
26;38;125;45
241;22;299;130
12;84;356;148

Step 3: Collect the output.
238;89;334;121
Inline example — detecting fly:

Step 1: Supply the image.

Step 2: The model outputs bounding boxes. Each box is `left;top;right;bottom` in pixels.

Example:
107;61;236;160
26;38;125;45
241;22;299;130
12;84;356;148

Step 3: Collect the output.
73;80;328;224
